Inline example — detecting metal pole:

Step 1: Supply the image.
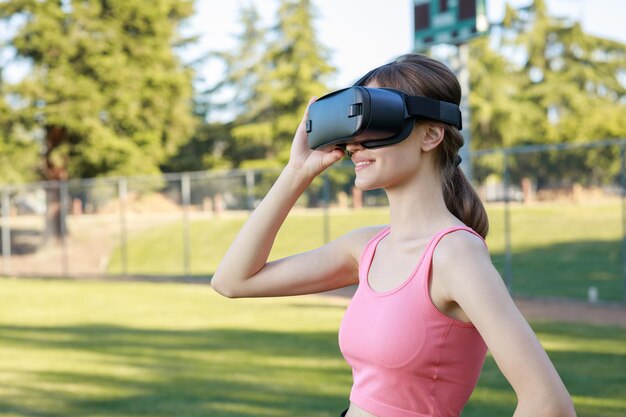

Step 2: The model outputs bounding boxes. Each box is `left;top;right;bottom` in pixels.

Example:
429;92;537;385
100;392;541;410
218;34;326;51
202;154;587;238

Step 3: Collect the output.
1;190;11;276
181;174;191;278
323;172;330;245
621;146;626;303
246;170;255;211
119;178;128;276
503;152;513;292
457;43;473;181
60;181;69;276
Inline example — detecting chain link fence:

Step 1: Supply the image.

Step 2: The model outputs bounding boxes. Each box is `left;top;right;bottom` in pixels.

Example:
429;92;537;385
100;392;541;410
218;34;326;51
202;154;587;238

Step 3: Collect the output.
1;138;625;303
473;138;626;304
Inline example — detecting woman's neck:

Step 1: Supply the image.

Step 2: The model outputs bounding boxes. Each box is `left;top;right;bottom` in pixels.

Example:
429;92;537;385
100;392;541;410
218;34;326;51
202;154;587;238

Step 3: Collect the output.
384;171;459;242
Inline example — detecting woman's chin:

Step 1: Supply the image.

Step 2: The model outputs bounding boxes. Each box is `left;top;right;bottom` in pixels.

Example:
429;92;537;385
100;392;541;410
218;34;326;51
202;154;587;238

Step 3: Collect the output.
353;179;381;192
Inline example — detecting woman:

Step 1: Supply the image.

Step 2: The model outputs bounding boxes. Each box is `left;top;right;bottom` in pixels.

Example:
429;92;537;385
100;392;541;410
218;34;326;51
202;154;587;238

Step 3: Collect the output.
211;54;576;417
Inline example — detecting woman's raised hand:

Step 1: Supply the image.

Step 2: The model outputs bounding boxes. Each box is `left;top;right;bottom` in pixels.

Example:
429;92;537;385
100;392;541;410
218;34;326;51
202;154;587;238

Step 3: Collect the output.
287;97;345;180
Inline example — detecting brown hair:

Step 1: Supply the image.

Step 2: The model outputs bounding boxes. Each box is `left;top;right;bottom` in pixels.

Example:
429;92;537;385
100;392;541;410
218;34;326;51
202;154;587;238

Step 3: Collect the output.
361;53;489;238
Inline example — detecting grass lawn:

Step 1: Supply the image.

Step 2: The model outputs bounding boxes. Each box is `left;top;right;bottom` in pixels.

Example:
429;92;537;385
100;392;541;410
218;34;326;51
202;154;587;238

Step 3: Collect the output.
108;200;625;301
0;279;624;417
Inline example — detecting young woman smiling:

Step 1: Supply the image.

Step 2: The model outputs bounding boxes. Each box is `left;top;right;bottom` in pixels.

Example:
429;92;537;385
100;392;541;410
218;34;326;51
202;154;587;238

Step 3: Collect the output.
211;53;576;417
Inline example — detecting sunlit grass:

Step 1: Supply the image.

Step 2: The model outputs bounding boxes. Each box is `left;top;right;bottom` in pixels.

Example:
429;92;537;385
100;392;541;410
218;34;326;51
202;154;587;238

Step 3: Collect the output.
108;200;625;301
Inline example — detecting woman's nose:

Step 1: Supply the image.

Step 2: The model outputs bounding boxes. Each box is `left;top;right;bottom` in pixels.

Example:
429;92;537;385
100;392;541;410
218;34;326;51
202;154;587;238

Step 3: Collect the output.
345;142;365;153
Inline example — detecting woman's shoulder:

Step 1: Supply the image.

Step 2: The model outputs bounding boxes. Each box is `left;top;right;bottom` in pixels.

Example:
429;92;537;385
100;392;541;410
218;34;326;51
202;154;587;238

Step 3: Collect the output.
338;225;388;257
437;226;487;255
431;227;497;298
434;226;490;265
345;224;388;243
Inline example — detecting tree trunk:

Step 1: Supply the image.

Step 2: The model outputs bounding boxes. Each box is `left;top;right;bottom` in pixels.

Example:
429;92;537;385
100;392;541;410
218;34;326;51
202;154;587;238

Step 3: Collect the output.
44;184;67;243
42;125;69;243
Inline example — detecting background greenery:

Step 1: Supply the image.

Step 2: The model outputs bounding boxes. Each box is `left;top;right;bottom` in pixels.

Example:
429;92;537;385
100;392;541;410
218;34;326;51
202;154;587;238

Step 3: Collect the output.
0;278;623;417
1;0;625;182
1;0;625;244
0;0;197;181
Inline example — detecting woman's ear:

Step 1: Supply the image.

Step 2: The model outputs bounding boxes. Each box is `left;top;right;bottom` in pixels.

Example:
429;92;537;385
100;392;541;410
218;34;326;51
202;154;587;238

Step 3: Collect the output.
420;123;445;152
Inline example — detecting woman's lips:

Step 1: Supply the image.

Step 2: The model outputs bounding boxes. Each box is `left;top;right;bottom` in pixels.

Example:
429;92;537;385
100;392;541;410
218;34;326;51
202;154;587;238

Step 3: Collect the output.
354;159;374;171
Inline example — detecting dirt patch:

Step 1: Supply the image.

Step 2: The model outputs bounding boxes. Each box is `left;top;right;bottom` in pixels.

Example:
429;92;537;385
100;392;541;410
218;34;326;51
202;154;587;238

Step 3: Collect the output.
1;213;184;276
513;297;626;328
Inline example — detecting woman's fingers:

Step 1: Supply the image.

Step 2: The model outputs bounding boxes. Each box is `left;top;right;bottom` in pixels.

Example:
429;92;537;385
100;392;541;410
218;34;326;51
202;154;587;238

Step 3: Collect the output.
296;96;317;136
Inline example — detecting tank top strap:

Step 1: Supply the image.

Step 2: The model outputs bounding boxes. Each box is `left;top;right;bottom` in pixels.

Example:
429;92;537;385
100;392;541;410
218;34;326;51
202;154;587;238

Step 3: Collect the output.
428;225;484;252
358;226;390;283
417;225;487;290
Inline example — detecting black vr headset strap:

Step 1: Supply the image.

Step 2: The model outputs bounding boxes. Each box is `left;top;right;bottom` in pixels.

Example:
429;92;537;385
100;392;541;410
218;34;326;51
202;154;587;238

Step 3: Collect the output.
405;96;462;130
355;66;462;130
360;95;462;149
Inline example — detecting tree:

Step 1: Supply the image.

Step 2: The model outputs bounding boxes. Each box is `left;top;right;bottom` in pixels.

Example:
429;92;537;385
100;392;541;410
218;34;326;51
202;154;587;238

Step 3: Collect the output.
164;120;234;172
0;69;39;185
197;2;268;169
228;0;336;168
470;0;626;187
0;0;197;239
242;0;347;204
512;0;626;186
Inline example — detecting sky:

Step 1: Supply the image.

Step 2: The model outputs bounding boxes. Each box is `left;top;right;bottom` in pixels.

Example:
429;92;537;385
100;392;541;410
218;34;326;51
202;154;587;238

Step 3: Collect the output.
187;0;626;89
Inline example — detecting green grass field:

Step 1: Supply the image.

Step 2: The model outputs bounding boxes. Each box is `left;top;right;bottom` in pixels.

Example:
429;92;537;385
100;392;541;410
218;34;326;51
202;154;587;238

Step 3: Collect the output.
0;279;624;417
108;200;625;301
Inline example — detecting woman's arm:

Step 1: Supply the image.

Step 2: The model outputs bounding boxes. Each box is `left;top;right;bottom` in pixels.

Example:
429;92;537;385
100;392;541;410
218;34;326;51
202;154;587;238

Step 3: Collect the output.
433;232;577;417
210;98;367;298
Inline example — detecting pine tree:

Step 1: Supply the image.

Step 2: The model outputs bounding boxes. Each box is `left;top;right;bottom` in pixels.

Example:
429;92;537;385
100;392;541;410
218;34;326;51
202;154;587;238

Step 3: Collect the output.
203;2;269;168
471;0;626;187
1;0;197;179
470;35;525;150
0;0;197;239
230;0;335;168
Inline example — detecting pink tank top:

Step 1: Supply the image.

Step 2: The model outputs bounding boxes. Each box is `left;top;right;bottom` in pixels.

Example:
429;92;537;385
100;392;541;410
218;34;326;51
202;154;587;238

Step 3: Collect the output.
338;226;488;417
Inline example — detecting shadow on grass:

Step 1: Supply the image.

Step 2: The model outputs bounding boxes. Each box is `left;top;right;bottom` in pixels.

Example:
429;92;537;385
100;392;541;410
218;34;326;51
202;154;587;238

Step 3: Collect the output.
0;324;351;417
465;322;626;417
490;239;624;301
104;239;626;303
1;322;625;417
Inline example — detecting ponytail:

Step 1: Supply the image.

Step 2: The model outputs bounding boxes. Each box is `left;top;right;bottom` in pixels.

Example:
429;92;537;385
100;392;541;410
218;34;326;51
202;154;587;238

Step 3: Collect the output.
443;164;489;239
437;126;488;239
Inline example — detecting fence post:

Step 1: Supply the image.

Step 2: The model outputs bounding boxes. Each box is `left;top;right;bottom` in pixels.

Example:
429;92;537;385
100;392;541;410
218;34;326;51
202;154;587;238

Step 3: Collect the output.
503;151;513;292
60;180;69;276
456;43;473;182
181;173;191;278
1;189;11;276
246;170;255;211
119;178;128;276
621;146;626;303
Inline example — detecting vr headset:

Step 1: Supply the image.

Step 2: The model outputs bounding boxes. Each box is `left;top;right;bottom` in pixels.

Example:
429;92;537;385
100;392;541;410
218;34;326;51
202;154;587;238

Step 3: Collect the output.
306;85;462;151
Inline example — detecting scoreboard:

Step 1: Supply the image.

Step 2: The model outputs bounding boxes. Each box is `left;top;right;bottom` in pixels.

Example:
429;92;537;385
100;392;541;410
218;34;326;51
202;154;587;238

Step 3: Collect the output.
414;0;488;50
